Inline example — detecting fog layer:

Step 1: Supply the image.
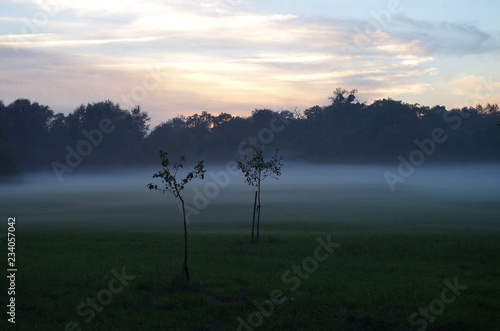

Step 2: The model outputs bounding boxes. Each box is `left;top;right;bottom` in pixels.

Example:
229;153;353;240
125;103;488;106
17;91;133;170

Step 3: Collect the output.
2;163;499;233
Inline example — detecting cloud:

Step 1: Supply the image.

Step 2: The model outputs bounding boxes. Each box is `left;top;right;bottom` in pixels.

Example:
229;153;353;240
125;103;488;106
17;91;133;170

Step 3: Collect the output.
391;16;498;55
0;34;163;51
447;74;500;97
1;0;498;123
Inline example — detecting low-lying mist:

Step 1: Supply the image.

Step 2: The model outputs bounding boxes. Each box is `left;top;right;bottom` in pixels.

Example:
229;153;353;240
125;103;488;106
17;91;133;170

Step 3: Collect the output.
2;162;500;233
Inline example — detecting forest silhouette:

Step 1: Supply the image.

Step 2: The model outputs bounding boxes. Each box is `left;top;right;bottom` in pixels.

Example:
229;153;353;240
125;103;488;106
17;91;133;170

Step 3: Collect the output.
1;88;499;178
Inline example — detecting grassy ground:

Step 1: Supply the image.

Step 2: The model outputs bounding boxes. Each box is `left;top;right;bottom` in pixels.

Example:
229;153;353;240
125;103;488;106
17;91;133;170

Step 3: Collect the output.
4;182;500;234
1;175;499;330
2;231;499;330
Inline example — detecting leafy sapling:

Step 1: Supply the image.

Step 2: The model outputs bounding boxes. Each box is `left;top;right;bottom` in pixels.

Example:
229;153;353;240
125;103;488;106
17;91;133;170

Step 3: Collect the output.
237;144;282;242
148;150;205;280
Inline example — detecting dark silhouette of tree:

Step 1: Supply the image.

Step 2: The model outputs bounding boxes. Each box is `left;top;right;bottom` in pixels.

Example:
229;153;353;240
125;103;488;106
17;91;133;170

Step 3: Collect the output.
251;109;275;126
213;112;233;127
147;151;205;280
237;144;282;242
0;99;54;170
329;87;358;105
0;125;19;180
2;91;500;176
186;111;214;131
64;101;150;166
145;116;199;161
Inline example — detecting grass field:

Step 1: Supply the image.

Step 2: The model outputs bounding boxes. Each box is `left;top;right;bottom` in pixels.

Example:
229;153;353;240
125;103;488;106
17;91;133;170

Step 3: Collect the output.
1;165;500;330
2;232;499;330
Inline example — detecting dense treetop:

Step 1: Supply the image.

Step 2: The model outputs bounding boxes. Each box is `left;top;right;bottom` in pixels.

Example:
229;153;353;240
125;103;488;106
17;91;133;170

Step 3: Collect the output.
1;88;499;178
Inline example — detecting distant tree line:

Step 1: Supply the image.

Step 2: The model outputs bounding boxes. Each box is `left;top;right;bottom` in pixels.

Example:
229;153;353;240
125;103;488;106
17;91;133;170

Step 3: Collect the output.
1;88;499;178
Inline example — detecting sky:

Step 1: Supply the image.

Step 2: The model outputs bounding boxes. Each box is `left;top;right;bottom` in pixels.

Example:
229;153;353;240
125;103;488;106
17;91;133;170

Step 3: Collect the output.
0;0;499;125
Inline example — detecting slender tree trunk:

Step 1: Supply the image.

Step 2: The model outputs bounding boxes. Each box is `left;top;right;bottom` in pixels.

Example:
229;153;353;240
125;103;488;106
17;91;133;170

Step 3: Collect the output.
180;197;190;280
251;190;257;242
256;181;261;242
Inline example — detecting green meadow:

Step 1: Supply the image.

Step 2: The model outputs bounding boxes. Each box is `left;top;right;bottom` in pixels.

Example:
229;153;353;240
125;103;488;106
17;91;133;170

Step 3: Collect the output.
1;166;500;330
